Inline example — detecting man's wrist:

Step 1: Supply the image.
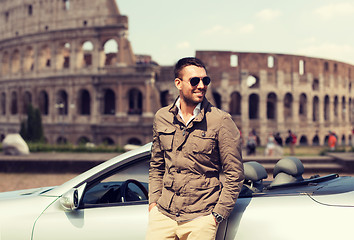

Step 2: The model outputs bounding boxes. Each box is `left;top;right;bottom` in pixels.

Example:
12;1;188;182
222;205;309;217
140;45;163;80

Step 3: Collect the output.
212;212;224;223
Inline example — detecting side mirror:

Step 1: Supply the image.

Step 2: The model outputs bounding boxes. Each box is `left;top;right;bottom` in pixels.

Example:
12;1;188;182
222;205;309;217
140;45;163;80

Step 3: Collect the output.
60;188;79;211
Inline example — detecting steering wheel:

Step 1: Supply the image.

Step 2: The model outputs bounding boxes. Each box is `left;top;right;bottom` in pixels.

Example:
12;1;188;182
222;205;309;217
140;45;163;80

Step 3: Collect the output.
118;179;148;202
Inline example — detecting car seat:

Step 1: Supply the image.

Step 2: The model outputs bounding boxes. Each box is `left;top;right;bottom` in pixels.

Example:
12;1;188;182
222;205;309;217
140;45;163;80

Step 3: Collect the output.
243;161;268;193
269;157;304;187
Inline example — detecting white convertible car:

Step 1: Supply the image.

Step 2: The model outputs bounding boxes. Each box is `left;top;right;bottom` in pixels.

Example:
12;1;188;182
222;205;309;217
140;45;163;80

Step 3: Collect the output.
1;143;353;240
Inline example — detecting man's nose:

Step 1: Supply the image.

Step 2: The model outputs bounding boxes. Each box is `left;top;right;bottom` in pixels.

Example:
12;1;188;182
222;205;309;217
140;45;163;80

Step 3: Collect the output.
196;79;206;88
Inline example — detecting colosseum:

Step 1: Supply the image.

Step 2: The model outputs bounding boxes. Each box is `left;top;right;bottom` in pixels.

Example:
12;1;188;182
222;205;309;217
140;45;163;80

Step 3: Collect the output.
0;0;353;147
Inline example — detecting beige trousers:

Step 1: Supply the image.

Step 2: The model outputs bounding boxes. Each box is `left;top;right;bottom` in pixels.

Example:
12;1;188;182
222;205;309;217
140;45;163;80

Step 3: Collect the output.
145;207;219;240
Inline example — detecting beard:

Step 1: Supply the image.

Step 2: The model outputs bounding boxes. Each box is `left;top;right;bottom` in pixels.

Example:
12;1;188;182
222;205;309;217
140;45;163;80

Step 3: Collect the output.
181;90;205;107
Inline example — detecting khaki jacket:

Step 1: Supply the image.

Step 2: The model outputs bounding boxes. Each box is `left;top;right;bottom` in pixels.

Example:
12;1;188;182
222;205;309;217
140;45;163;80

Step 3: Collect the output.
149;98;244;222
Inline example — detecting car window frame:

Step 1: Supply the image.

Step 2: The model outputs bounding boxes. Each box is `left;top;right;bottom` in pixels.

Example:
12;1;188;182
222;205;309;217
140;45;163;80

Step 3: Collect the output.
78;154;150;209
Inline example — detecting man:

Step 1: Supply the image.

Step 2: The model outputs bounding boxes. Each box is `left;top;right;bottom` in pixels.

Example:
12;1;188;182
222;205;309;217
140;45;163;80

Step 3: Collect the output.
146;57;244;240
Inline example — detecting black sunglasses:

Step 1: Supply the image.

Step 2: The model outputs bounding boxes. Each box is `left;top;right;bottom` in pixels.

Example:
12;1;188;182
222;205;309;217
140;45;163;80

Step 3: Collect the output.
181;76;211;87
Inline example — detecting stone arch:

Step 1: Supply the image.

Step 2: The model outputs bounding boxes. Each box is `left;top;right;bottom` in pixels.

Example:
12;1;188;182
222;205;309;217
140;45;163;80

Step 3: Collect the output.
10;91;18;115
160;90;170;108
103;88;115;115
22;91;32;114
39;44;51;70
324;95;330;121
79;40;94;68
38;90;49;115
1;51;9;75
249;93;259;119
229;91;241;115
56;42;71;70
299;93;307;118
78;89;91;115
299;135;308;145
334;96;338;117
212;91;222;109
56;136;67;144
77;136;90;145
312;135;319;146
246;75;259;88
128;137;142;146
342;96;346;121
312;78;319;91
11;49;20;74
24;46;35;72
103;39;118;66
63;0;70;10
1;92;6;115
128;88;143;115
56;90;68;115
349;98;352;122
283;92;293;120
324;135;329;145
102;137;115;145
312;96;319;122
267;92;277;120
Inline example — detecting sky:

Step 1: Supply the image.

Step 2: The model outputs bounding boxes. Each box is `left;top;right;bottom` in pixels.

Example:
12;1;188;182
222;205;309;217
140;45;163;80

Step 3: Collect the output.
117;0;354;66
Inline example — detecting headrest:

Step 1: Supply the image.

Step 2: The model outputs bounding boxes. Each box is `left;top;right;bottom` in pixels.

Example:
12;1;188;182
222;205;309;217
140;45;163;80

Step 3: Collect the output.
244;161;268;182
273;157;304;178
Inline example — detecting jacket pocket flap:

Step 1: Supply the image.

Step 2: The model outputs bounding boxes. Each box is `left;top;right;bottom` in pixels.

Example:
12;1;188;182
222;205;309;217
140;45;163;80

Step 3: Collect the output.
192;131;216;154
157;126;176;134
157;126;175;150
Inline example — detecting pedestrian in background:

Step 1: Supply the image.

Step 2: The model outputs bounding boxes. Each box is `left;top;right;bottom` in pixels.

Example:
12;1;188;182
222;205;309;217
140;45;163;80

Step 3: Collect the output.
286;130;297;155
246;131;257;155
328;131;337;151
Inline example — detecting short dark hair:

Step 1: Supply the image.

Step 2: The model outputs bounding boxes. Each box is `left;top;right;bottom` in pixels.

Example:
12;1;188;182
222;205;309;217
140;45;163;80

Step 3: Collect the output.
174;57;207;78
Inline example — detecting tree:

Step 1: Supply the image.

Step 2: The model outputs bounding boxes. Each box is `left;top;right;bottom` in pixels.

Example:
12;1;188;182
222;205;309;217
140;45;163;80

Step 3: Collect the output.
20;104;44;142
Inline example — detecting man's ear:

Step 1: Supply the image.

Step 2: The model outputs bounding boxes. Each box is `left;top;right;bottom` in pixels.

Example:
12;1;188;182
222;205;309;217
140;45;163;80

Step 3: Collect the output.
175;78;182;90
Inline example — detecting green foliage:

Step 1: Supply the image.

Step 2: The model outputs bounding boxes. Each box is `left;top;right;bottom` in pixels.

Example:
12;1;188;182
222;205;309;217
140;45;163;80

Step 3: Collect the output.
27;142;125;153
20;104;44;142
320;147;347;155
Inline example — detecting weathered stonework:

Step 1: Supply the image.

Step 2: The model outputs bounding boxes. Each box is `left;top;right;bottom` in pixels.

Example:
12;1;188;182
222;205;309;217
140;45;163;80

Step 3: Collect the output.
194;51;354;146
0;0;160;146
0;1;353;147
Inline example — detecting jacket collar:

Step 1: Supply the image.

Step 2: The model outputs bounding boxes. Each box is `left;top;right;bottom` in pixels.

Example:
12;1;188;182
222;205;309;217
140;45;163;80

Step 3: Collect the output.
169;97;210;125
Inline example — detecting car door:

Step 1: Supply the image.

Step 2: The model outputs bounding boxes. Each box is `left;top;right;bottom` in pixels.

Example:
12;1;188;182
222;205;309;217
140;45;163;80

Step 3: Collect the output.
33;202;148;240
33;157;150;240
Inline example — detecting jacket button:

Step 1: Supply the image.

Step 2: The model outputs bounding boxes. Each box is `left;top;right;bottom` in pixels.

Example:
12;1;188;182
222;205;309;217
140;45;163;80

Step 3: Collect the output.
176;212;180;217
176;169;181;173
176;191;180;196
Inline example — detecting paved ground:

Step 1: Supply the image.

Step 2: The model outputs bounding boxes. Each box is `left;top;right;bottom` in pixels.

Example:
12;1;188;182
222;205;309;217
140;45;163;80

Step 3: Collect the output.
0;173;78;192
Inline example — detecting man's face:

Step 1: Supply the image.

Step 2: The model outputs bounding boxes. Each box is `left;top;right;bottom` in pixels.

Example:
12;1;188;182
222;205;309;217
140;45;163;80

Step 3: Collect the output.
175;65;208;106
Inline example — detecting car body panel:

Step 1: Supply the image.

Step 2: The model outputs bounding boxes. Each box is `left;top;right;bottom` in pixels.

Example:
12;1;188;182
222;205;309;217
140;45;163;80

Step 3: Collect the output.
33;200;148;240
0;194;57;240
226;194;353;240
1;143;354;240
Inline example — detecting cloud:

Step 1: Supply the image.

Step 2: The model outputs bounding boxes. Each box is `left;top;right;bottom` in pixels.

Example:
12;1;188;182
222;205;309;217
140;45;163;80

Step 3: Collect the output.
256;9;281;21
301;37;317;45
177;41;190;49
314;2;354;19
202;25;232;35
296;42;354;64
239;24;254;34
